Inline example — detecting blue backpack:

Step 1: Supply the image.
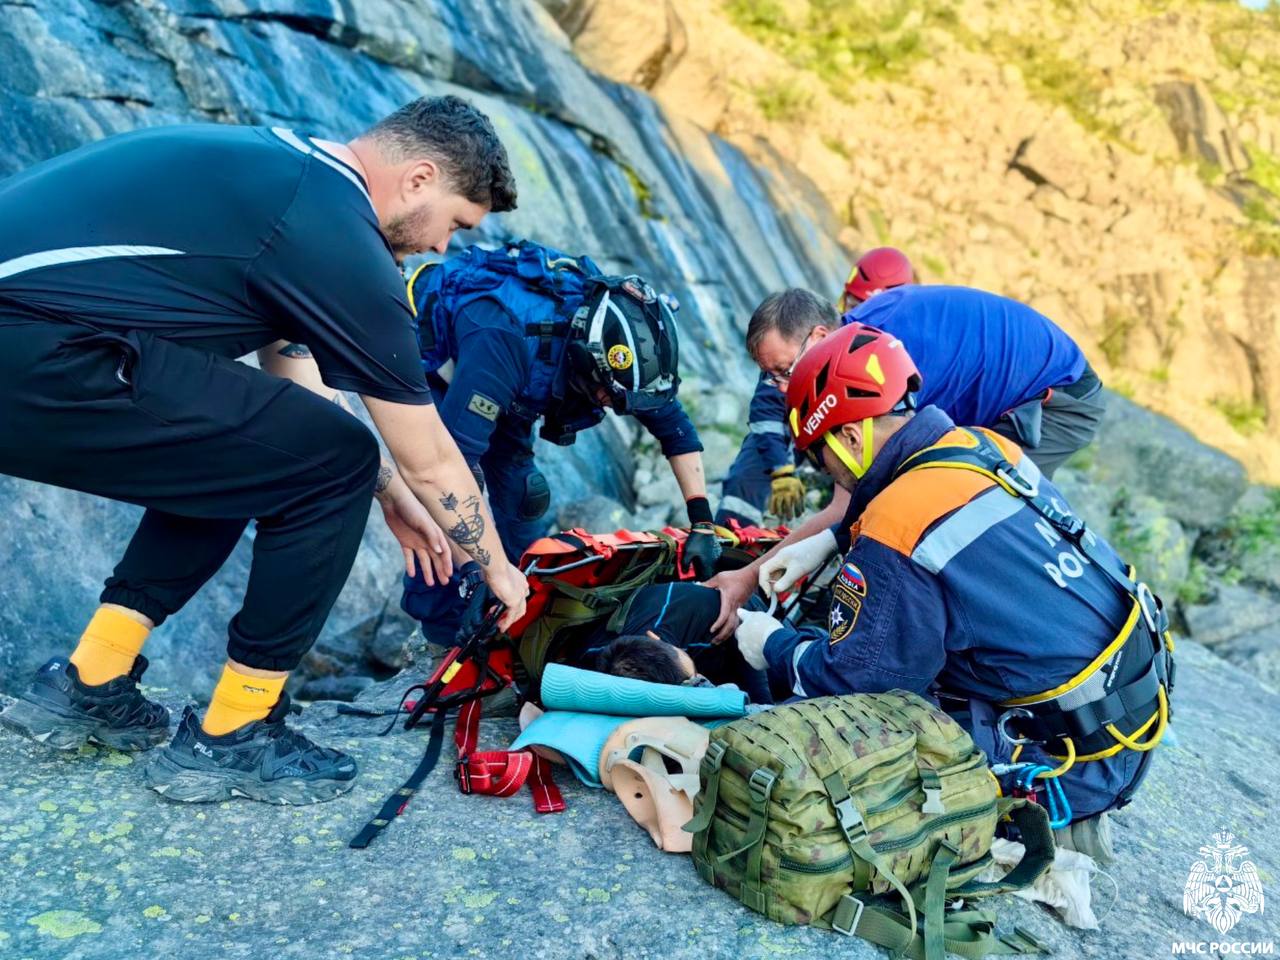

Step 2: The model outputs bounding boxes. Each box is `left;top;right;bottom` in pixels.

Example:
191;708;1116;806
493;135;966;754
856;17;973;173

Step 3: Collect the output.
409;240;607;443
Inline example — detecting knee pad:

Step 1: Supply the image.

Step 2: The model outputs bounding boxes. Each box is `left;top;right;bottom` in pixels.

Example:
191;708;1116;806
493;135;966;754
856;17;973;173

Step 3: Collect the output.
518;469;551;522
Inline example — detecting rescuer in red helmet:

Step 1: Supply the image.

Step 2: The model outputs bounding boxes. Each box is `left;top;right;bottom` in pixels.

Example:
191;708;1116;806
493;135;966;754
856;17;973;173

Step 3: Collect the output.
839;247;916;313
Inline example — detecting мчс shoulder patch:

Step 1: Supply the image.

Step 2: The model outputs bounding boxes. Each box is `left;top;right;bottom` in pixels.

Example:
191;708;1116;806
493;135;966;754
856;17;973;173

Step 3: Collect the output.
828;583;863;645
467;392;500;421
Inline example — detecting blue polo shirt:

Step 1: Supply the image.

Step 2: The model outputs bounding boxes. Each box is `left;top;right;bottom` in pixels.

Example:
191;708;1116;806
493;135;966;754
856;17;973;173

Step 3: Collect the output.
846;285;1085;426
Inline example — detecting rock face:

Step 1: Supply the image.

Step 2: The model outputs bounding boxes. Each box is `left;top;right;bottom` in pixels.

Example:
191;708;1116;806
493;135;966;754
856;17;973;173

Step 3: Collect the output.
560;0;1280;482
0;0;847;693
1;639;1276;957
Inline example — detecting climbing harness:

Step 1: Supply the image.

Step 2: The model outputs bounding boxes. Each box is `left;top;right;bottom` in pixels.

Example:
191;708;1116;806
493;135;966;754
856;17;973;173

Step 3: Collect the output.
900;428;1175;807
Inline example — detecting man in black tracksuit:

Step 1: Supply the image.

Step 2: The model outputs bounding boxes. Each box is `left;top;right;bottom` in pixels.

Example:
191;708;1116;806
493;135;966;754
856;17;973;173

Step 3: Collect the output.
0;97;528;805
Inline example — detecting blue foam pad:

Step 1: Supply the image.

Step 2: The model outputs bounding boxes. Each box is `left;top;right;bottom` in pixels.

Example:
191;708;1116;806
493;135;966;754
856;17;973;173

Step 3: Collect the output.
510;711;627;787
539;663;747;719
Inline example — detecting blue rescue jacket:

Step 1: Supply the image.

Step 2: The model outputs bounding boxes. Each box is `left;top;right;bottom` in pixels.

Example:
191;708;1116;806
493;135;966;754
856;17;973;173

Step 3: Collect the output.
764;407;1144;818
409;241;702;463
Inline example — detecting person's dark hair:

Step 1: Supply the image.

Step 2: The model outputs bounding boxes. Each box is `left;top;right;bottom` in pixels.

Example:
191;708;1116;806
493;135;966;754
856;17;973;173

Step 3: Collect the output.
595;635;689;685
745;288;839;361
365;95;517;212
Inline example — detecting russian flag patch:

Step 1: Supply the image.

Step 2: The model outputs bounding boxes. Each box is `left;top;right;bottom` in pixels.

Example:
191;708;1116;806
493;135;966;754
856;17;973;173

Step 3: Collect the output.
837;561;867;596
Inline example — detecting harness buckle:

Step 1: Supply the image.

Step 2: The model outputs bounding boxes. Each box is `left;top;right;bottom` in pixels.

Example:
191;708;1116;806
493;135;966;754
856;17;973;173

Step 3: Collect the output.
994;460;1039;498
454;758;473;794
832;896;865;937
997;707;1037;747
1136;581;1162;635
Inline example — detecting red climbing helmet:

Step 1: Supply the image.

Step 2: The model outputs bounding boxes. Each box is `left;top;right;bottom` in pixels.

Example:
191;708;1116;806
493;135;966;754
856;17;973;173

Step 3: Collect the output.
840;247;915;312
786;323;921;477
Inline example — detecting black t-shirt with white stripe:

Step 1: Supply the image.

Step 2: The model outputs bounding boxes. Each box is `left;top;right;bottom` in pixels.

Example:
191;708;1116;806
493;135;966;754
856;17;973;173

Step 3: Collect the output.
0;123;431;404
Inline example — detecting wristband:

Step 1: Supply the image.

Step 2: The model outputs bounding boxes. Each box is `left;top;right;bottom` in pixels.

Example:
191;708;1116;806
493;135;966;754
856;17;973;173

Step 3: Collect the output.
685;496;713;526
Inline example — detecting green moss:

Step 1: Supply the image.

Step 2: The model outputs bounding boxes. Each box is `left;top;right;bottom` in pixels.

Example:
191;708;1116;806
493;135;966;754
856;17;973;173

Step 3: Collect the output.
1110;377;1136;400
1175;560;1211;607
821;135;850;159
920;252;947;278
1097;309;1138;369
1212;395;1268;435
725;0;948;92
619;162;660;221
27;911;102;939
752;79;813;122
867;206;891;244
1239;221;1280;257
1225;488;1280;555
1244;142;1280;198
1147;365;1170;384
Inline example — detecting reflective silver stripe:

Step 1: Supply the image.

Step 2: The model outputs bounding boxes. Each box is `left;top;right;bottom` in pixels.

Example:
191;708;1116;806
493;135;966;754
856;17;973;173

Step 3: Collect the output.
0;245;184;282
791;640;813;698
911;487;1023;574
270;127;373;209
749;420;786;435
718;495;763;525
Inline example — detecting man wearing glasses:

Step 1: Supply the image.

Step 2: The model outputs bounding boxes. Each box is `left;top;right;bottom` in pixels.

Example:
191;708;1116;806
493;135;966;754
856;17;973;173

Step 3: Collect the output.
715;247;917;530
707;284;1103;639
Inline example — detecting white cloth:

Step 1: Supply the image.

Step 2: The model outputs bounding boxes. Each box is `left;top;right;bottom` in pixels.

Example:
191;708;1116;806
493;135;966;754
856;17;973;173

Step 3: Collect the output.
978;838;1102;929
757;527;837;595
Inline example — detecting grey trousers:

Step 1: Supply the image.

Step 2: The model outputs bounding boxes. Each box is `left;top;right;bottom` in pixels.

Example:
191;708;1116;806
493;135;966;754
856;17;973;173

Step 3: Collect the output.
990;383;1107;479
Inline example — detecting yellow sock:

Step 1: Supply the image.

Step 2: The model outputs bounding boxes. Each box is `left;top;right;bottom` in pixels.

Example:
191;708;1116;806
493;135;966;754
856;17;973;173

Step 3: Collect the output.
69;607;151;686
201;664;287;736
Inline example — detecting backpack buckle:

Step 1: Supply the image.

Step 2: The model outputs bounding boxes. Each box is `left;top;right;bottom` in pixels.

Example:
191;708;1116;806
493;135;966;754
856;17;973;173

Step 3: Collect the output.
922;787;946;816
833;796;864;833
747;769;776;807
832;895;865;936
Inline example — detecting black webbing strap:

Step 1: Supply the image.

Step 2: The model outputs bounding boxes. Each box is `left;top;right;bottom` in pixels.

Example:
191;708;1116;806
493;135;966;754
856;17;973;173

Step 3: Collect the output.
349;708;448;849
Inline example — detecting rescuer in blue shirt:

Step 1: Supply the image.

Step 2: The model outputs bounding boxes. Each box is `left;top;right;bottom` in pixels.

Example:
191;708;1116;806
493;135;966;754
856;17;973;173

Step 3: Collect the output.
715;247;918;528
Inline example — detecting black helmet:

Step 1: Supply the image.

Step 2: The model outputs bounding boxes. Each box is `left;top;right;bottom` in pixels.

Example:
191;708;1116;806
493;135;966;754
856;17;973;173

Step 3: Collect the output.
567;275;680;413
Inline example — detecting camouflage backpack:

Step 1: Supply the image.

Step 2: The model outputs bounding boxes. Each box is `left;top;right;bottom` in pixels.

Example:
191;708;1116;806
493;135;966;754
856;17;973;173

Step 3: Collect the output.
685;692;1055;960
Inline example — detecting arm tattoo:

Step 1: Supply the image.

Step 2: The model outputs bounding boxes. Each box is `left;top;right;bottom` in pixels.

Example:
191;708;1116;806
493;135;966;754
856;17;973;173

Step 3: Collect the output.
440;492;491;566
278;342;313;359
374;463;393;495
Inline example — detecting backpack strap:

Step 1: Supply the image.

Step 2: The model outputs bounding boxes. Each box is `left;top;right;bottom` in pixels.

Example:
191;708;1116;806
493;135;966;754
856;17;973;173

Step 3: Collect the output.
795;706;922;941
946;798;1055;898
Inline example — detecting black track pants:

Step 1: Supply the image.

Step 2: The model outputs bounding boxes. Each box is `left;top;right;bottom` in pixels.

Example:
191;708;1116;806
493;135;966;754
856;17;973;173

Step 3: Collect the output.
0;319;380;671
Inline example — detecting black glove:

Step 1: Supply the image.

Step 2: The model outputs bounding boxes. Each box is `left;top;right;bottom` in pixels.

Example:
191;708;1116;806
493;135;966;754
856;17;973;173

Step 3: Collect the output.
683;522;723;582
454;562;492;644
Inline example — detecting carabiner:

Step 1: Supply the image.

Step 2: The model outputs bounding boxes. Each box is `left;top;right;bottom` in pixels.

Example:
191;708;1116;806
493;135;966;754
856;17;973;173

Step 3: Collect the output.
1020;764;1072;829
997;707;1036;747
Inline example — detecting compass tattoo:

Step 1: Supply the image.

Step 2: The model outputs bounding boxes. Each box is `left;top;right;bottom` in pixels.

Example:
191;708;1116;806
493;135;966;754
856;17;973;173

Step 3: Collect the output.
440;492;490;566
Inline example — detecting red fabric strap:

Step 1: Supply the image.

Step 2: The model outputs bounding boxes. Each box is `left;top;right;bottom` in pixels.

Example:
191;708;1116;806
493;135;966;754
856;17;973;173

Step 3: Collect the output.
452;677;563;813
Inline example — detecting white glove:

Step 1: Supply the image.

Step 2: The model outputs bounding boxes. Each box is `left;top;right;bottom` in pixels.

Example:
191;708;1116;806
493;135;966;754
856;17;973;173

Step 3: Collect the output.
757;528;837;596
736;608;784;670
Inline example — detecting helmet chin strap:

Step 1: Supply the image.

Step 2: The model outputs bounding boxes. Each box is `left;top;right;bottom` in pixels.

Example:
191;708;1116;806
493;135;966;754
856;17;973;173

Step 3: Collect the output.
824;418;875;479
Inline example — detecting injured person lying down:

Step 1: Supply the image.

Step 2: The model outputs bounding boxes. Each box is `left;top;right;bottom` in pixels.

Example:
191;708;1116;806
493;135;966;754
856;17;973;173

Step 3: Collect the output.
567;582;775;704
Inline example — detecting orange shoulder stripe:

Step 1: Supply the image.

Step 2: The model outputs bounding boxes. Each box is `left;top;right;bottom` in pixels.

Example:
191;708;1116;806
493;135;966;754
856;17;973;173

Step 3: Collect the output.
860;456;997;557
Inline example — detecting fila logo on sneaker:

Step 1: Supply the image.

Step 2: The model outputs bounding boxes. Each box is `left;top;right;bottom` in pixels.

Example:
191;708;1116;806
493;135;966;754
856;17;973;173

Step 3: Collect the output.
194;742;215;758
